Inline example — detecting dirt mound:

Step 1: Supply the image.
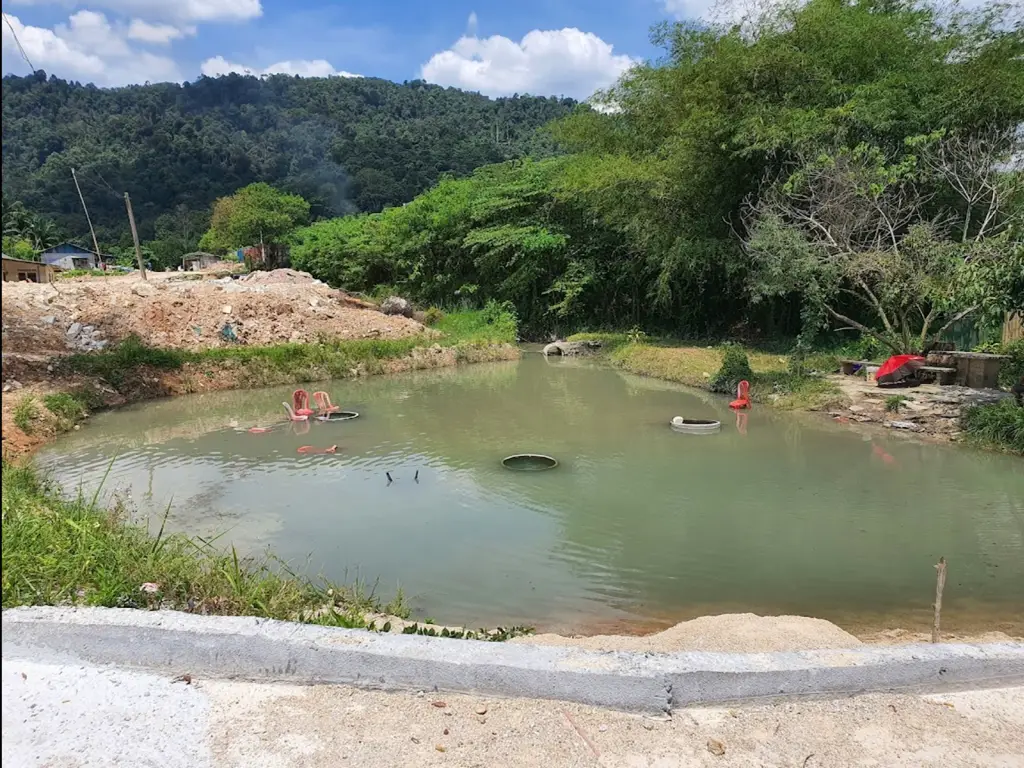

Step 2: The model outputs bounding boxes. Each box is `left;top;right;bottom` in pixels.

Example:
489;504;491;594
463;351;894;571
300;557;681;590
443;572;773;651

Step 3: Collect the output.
1;271;426;355
515;613;863;653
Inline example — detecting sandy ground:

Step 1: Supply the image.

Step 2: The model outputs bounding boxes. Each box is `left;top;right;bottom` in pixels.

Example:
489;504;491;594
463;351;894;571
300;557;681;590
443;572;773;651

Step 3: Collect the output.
4;657;1022;768
515;614;1023;654
517;614;863;653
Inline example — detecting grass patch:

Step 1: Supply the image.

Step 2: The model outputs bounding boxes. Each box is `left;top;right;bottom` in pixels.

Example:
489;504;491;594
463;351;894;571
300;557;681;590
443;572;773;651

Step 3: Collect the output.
56;269;117;279
565;331;635;351
960;400;1024;454
609;342;844;410
12;396;38;433
42;392;90;431
434;300;518;345
0;461;397;623
885;394;908;413
59;305;518;393
62;335;186;386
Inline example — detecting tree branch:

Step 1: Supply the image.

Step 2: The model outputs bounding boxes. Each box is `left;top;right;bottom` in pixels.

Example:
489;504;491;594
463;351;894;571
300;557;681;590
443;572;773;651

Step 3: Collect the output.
825;306;904;354
925;306;980;348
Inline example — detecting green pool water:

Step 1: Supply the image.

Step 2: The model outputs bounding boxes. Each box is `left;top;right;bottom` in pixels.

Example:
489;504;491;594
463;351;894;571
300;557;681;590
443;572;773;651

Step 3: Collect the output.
40;352;1024;633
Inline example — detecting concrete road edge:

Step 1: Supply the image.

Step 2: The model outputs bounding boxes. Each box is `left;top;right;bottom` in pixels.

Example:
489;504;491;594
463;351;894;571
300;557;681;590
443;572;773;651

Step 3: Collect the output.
4;607;1023;713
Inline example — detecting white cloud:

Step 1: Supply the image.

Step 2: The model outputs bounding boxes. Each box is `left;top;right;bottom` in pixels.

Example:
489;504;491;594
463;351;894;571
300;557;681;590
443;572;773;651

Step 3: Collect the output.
127;19;196;45
1;11;181;84
421;28;637;99
200;56;361;79
466;11;478;37
5;0;262;23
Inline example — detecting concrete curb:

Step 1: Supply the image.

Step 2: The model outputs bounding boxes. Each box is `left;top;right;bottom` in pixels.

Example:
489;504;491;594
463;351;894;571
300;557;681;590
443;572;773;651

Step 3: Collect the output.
4;607;1023;713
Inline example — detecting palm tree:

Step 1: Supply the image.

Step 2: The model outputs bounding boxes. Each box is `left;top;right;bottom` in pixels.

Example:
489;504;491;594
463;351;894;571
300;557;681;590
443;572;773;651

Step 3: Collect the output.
24;216;61;250
2;199;32;239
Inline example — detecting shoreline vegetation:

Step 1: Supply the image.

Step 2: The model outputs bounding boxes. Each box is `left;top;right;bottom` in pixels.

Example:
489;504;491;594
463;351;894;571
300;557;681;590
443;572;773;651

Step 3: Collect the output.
567;332;1023;455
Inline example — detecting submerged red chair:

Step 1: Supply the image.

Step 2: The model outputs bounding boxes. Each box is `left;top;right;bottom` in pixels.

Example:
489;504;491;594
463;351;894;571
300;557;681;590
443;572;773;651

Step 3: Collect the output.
313;391;340;413
292;389;314;417
729;380;751;410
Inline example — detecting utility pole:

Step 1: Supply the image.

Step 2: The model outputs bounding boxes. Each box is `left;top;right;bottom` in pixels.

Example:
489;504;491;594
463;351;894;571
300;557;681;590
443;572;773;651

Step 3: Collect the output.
124;193;147;280
71;168;103;268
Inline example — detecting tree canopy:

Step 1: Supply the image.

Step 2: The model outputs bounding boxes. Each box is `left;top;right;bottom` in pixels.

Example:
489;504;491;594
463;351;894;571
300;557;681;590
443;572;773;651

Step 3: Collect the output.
200;183;310;255
293;0;1023;342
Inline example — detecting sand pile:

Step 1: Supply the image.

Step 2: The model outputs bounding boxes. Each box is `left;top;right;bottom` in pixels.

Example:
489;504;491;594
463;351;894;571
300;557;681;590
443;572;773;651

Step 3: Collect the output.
1;269;425;354
516;613;863;653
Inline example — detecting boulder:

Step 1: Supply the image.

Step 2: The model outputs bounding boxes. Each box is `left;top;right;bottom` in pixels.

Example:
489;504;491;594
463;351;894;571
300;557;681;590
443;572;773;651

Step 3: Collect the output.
542;340;603;357
380;296;414;317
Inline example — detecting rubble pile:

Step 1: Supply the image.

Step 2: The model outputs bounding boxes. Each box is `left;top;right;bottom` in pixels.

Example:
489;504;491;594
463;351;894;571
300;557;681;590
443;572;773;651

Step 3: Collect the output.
1;269;427;356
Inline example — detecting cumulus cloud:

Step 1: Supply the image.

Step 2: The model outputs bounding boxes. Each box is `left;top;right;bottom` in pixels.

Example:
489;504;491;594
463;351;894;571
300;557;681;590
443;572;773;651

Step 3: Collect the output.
127;19;196;45
200;56;361;79
421;27;637;99
1;11;181;84
6;0;262;23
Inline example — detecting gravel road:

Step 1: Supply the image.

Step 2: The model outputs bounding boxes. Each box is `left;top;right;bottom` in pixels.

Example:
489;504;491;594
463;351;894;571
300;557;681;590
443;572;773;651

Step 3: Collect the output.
4;657;1022;768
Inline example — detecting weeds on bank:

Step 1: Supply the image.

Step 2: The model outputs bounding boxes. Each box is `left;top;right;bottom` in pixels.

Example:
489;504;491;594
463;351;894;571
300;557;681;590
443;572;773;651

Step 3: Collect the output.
42;392;90;431
960;400;1024;454
885;394;908;413
597;341;843;410
434;300;518;344
13;396;39;433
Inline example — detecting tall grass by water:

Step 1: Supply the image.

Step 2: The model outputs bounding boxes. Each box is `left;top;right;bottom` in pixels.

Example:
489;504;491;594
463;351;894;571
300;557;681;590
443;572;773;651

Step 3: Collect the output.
0;461;405;623
961;400;1024;454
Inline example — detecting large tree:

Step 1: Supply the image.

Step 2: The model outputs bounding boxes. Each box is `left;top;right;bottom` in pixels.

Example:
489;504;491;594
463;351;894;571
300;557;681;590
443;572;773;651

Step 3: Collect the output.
742;131;1022;354
199;183;310;267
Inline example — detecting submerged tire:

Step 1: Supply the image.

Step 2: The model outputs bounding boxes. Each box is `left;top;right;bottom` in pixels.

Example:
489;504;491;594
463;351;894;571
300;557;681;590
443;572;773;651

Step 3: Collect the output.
670;417;721;434
502;454;559;471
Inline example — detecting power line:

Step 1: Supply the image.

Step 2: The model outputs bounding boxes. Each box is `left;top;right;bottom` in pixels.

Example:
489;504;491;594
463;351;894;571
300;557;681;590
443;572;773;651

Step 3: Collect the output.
2;12;34;72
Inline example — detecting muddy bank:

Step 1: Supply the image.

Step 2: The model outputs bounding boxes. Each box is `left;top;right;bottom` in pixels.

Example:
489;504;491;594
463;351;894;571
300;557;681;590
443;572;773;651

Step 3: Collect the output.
1;269;523;460
1;342;519;460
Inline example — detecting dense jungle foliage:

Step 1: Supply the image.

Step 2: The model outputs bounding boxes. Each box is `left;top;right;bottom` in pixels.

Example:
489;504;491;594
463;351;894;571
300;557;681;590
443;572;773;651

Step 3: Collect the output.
1;73;574;241
291;0;1023;342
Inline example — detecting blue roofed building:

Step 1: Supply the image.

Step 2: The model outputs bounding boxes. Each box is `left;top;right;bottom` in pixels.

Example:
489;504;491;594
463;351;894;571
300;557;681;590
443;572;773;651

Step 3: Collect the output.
38;242;106;270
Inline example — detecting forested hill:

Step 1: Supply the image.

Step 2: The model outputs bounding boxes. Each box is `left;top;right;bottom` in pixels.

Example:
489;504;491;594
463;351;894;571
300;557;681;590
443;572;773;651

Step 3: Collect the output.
1;71;575;240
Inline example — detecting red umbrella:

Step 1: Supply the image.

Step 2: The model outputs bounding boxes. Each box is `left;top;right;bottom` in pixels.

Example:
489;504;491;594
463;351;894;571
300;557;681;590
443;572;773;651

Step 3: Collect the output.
875;354;925;385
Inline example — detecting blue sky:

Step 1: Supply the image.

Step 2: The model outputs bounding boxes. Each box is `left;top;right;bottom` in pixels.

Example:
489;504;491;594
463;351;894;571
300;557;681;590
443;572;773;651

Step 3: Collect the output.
0;0;717;99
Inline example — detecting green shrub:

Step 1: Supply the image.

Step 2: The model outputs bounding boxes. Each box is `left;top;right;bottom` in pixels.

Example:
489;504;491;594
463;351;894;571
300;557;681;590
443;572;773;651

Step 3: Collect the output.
422;306;445;326
710;343;754;394
960;400;1024;454
999;340;1024;389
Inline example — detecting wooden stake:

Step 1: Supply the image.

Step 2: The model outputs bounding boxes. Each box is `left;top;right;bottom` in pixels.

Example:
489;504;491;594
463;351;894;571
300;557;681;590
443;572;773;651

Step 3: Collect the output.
71;168;103;268
932;557;947;643
123;192;147;281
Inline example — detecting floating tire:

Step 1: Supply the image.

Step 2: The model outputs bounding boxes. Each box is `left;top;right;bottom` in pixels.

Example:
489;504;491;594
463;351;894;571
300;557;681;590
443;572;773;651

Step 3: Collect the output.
670;417;721;434
502;453;559;471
